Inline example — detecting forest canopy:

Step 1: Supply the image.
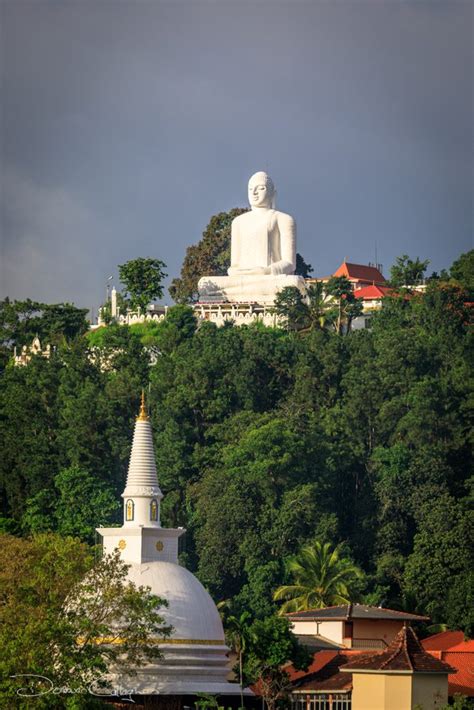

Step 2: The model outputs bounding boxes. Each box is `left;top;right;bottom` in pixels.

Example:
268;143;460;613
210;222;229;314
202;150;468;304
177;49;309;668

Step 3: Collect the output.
0;251;472;636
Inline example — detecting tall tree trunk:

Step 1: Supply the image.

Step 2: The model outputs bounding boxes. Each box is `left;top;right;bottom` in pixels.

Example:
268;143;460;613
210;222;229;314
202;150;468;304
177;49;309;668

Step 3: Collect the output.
239;649;244;709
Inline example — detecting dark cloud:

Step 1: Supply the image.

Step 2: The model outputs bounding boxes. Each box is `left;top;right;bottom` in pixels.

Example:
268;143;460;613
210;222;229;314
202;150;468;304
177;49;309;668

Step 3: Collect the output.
1;0;472;308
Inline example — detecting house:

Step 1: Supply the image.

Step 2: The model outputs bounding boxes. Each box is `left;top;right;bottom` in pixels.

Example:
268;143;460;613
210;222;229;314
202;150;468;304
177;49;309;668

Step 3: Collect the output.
306;260;390;330
287;625;453;710
287;603;429;651
341;625;454;710
422;631;474;698
351;284;393;330
332;261;386;289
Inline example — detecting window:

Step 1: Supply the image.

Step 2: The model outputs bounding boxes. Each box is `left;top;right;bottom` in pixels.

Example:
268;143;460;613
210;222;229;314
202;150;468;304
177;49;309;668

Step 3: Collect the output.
150;499;158;522
125;499;134;521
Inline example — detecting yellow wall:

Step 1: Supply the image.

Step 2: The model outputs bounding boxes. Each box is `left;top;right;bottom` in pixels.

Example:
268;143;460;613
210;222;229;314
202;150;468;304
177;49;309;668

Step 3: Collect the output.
412;673;448;709
351;672;449;710
351;673;411;710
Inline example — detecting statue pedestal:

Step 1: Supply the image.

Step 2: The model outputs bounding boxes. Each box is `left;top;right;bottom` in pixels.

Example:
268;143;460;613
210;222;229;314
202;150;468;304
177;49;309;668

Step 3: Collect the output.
197;274;307;305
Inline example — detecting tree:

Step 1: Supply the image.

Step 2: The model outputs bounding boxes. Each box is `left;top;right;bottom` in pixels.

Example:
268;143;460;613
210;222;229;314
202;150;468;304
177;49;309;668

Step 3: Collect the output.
0;534;171;708
273;287;308;332
243;616;310;710
403;494;473;634
389;254;430;288
449;249;474;297
295;253;313;278
325;276;363;334
273;541;364;614
22;465;120;542
0;298;89;352
169;208;247;303
273;283;335;333
118;257;167;312
225;611;253;709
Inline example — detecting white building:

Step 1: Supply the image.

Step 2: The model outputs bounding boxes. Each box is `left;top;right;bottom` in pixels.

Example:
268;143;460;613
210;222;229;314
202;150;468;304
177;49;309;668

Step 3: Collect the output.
97;394;243;698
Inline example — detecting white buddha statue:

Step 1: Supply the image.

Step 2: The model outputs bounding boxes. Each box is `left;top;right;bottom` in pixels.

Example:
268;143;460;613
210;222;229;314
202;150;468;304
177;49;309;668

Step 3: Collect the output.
228;171;296;277
198;172;306;304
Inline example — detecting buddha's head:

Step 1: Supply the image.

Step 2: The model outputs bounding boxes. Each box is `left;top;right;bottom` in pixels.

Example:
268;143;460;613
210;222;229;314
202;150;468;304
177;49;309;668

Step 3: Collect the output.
248;171;275;209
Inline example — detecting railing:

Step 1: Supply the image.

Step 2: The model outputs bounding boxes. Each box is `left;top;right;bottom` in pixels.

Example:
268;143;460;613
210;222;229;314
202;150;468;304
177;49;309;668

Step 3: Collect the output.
351;637;388;650
291;693;351;710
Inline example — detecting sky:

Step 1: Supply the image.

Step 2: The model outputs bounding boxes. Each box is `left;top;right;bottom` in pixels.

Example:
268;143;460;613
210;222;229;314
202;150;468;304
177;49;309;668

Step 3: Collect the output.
1;0;473;315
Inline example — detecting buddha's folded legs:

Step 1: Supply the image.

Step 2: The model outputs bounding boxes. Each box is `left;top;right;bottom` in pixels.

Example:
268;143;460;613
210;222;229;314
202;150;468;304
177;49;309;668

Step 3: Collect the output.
197;274;307;304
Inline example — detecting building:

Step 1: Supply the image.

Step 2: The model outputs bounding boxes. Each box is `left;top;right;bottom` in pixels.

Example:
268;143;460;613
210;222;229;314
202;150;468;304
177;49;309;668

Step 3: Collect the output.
422;631;474;698
342;625;454;710
287;603;429;651
288;625;454;710
13;336;51;366
332;261;386;289
96;394;243;704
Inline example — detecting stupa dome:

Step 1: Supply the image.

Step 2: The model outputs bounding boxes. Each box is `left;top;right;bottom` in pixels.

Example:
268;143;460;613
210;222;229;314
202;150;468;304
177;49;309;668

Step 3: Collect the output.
126;561;225;643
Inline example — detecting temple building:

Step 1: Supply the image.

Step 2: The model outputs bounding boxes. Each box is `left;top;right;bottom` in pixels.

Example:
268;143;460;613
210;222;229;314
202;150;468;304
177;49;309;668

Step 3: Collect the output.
288;624;454;710
97;394;242;703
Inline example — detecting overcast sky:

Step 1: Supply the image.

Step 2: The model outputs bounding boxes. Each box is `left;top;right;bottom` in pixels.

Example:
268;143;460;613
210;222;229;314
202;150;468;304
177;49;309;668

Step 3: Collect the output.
1;0;472;314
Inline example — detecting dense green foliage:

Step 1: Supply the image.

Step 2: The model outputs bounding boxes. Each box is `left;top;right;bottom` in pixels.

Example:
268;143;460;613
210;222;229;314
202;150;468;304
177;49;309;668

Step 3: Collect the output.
389;254;430;287
0;299;89;368
0;255;472;639
118;257;167;311
274;278;363;334
0;534;170;708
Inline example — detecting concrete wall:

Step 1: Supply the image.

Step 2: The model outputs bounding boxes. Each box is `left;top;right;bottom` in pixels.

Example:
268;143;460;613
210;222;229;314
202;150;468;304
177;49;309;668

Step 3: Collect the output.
291;619;404;648
290;620;344;644
352;619;403;647
412;673;448;709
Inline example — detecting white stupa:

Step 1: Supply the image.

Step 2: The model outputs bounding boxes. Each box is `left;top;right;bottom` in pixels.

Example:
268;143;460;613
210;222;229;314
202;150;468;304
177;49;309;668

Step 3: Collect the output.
97;394;240;696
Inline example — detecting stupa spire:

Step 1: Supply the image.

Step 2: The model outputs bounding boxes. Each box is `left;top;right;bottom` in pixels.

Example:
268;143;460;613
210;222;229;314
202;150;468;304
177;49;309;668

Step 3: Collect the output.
137;389;148;421
122;392;163;527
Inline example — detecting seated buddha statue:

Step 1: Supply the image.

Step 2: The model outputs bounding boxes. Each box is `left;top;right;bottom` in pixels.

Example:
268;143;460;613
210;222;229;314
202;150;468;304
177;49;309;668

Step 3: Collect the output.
198;171;306;304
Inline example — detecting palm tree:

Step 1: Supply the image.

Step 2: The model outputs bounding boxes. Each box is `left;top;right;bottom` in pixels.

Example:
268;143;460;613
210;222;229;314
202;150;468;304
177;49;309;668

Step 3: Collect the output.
305;282;334;331
273;541;364;615
226;610;252;710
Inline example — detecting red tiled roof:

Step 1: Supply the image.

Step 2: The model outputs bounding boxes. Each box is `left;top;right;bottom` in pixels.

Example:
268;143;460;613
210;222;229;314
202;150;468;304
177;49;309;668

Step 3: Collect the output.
444;651;474;697
354;285;393;300
287;651;338;682
288;651;370;693
333;262;386;283
446;640;474;653
341;625;455;674
423;636;474;698
422;631;465;651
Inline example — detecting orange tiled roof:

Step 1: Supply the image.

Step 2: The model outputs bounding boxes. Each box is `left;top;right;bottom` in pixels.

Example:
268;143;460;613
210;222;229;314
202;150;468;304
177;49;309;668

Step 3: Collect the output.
448;640;474;652
354;285;393;300
444;651;474;697
333;262;386;283
422;631;465;651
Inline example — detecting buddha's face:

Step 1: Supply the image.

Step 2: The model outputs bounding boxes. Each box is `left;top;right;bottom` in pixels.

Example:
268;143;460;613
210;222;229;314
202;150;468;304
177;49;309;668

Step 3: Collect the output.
248;172;274;208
